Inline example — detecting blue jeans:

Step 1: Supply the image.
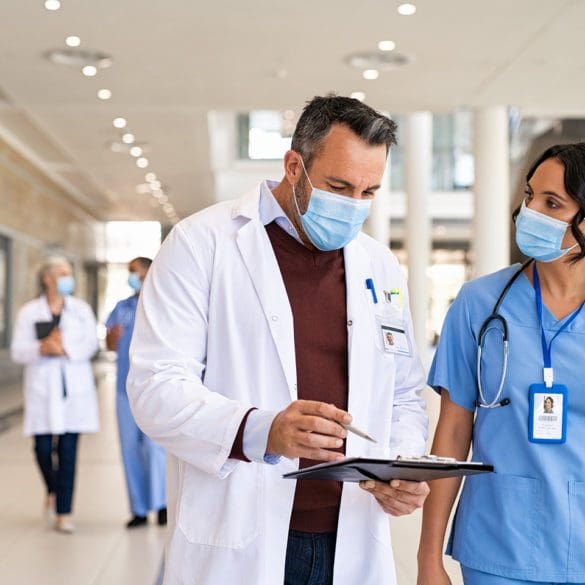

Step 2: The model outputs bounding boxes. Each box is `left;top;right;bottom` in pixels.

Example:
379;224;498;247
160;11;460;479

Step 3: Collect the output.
284;531;336;585
34;433;79;515
462;566;585;585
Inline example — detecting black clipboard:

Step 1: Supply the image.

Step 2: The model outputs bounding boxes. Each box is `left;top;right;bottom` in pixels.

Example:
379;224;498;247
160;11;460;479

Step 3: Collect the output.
282;457;494;483
35;321;56;340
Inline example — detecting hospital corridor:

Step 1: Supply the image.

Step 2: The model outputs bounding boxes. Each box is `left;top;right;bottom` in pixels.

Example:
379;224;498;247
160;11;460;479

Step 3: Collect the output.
2;1;585;584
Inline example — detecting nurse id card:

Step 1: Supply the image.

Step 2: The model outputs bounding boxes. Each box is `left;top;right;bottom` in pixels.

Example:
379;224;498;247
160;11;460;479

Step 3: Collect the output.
528;384;567;444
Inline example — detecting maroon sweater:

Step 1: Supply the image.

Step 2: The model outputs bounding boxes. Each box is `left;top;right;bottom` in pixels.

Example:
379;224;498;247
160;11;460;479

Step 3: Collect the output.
266;221;348;533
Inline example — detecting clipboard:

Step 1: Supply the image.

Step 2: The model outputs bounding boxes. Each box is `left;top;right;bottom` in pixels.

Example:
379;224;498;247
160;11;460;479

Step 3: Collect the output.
35;321;56;340
282;457;494;483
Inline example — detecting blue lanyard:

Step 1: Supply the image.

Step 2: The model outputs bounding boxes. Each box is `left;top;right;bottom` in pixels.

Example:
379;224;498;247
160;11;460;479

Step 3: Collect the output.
533;262;584;386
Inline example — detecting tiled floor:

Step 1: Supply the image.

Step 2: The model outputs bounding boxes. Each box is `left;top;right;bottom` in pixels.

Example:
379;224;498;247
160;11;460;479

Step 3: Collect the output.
0;363;166;585
0;363;462;585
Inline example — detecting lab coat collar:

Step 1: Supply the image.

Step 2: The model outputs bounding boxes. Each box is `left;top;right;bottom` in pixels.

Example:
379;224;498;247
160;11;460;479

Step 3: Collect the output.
234;183;377;412
343;237;376;455
40;294;71;318
235;189;297;400
232;183;265;221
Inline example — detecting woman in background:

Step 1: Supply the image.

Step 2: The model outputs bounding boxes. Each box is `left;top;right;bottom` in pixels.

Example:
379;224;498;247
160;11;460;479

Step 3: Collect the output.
11;257;99;533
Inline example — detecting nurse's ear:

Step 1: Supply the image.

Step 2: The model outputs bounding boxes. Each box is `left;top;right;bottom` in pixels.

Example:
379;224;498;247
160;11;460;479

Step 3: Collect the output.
283;150;304;188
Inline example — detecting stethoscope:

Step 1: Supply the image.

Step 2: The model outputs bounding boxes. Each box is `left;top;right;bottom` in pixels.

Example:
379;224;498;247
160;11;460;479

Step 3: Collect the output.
475;259;534;409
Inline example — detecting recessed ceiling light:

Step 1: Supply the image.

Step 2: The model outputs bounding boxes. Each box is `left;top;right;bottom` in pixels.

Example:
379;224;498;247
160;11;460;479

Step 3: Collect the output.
350;92;366;101
363;69;379;80
113;117;127;129
44;0;61;10
97;88;112;100
145;172;157;182
398;3;416;15
130;146;143;157
149;180;162;190
122;133;135;144
65;36;81;48
378;40;396;52
82;65;97;77
136;157;149;168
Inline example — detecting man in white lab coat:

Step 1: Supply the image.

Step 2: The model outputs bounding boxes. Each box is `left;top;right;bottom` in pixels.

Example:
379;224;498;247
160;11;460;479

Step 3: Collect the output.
128;95;429;585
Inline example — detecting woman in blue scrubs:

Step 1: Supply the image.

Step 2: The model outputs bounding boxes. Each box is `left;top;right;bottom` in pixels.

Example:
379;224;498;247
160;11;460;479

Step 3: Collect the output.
106;257;167;528
417;143;585;585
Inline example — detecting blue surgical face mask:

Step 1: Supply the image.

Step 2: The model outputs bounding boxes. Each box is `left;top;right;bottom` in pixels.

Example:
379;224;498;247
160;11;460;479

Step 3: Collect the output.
293;158;371;251
56;275;75;296
515;199;577;262
128;272;142;293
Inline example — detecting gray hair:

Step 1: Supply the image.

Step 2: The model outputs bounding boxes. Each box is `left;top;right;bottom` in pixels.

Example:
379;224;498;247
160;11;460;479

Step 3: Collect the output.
291;95;398;170
38;256;72;292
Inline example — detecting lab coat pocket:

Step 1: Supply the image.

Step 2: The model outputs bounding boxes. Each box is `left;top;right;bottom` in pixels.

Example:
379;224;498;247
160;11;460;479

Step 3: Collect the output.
177;462;261;549
568;481;585;573
458;473;542;572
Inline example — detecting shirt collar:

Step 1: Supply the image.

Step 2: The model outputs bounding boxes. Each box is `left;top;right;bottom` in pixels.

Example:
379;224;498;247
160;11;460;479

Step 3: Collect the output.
259;180;302;242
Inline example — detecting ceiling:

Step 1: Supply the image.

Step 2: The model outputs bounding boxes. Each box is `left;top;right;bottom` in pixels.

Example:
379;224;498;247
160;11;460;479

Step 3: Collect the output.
0;0;584;222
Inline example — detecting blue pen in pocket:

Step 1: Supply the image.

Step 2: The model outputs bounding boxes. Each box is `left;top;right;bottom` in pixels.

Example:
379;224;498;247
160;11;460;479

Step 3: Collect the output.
365;278;378;304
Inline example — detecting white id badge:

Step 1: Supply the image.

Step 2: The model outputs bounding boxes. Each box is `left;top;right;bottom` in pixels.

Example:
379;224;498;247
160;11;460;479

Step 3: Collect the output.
378;317;411;356
528;384;567;444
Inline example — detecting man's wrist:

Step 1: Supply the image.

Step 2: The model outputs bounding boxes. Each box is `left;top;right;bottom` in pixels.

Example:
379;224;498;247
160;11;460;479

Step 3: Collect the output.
243;409;281;464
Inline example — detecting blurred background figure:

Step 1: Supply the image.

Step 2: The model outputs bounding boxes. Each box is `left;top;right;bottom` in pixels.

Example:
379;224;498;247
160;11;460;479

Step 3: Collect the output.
106;257;166;528
10;257;99;534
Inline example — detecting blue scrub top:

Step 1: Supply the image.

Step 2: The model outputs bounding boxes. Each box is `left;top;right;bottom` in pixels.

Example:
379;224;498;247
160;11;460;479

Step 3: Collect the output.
106;295;138;394
429;264;585;583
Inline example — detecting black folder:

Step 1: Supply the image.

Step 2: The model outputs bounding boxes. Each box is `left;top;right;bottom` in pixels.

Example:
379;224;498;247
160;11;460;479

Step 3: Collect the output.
283;457;493;483
35;321;56;340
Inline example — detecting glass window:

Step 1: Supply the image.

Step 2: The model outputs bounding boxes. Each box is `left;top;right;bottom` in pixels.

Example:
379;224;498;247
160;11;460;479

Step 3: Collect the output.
389;110;474;192
238;111;294;160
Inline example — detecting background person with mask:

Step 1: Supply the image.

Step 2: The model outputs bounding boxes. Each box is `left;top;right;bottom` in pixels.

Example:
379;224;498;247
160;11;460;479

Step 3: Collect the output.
11;256;99;533
417;143;585;585
127;95;429;585
106;257;166;528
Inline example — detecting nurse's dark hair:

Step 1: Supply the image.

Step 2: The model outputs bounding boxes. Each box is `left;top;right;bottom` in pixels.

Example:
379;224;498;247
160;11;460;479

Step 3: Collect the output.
291;94;397;170
129;256;152;269
513;142;585;263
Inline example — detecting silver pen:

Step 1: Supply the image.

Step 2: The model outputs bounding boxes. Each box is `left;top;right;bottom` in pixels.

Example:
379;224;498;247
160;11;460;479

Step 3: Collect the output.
342;422;377;443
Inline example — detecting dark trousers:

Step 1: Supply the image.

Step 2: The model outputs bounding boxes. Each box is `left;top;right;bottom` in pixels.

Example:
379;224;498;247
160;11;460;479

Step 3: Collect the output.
284;530;337;585
34;433;79;515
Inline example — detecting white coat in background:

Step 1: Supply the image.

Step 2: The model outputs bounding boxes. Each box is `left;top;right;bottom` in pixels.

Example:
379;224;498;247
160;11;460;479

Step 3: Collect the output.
128;185;428;585
11;296;100;436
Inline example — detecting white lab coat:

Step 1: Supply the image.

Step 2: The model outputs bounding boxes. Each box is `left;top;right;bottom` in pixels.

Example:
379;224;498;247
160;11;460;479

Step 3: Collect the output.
11;295;100;436
128;185;428;585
